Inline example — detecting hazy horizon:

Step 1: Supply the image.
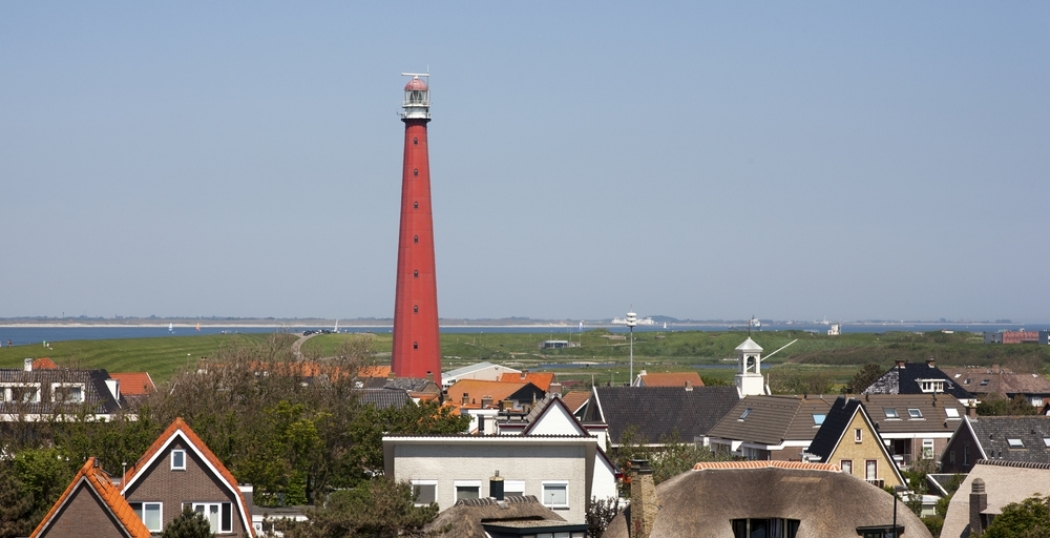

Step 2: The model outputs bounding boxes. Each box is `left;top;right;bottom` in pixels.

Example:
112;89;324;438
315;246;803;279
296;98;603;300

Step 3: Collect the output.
3;3;1047;322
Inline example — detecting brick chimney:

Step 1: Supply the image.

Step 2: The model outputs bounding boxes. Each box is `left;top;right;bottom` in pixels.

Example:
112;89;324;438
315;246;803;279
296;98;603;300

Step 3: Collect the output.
462;392;470;406
684;380;693;391
895;360;906;369
489;470;504;501
967;401;978;418
969;478;988;535
481;395;493;408
629;459;657;538
23;358;32;372
926;357;936;368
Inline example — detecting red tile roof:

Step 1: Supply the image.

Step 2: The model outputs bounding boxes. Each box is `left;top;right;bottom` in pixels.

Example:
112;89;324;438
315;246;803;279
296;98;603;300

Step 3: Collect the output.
122;417;255;537
637;371;704;388
499;372;556;391
560;391;591;414
32;357;57;369
110;372;155;396
31;458;151;538
693;460;840;472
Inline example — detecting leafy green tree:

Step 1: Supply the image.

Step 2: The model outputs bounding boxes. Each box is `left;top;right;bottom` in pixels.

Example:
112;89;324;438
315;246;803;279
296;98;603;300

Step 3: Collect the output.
983;495;1050;538
978;394;1039;416
14;447;79;525
277;479;438;538
586;496;622;538
0;461;35;538
162;506;215;538
848;363;885;393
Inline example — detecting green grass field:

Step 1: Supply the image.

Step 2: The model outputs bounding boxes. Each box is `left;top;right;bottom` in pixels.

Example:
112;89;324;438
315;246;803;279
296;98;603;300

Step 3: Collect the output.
3;329;1047;389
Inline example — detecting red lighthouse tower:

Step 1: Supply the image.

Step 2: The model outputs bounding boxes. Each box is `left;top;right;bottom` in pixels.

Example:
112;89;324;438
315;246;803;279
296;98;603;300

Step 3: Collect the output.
391;73;442;386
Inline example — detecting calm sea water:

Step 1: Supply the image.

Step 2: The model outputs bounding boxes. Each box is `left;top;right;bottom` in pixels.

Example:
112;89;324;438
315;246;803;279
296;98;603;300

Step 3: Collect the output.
1;323;1046;347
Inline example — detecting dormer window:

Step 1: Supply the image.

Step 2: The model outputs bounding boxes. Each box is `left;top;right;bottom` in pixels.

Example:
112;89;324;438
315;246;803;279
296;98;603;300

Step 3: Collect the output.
172;449;186;470
918;379;945;393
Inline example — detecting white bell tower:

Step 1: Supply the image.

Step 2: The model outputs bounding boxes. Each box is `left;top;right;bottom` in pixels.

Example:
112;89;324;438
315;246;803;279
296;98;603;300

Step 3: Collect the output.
734;337;768;397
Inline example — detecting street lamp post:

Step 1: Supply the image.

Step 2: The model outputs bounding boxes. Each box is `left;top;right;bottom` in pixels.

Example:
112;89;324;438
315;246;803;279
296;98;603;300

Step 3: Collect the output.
626;311;637;385
892;485;908;538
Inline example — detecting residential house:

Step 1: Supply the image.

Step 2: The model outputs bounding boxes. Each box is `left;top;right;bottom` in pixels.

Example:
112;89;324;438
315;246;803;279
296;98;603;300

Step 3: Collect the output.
862;358;974;405
30;458;151;538
704;395;833;461
446;379;547;434
941;459;1050;538
32;417;255;537
424;495;586;538
940;415;1050;473
383;434;598;525
559;391;591;420
632;370;704;388
109;372;156;407
942;365;1050;408
859;393;963;471
441;362;520;391
803;396;905;488
582;385;740;449
603;460;932;538
120;418;255;536
359;376;442;403
499;371;557;393
0;359;127;421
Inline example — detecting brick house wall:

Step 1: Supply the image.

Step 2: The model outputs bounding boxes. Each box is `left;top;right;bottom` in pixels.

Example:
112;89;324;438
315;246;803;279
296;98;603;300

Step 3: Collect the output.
38;482;130;538
828;412;902;488
124;439;247;537
941;430;981;474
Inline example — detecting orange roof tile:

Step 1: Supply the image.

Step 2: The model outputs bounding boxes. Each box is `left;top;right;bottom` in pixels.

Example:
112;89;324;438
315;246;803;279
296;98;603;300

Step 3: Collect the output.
360;365;393;378
447;379;534;410
31;457;151;538
123;418;255;537
32;357;58;369
110;372;155;396
499;371;556;391
638;371;705;387
560;391;591;414
692;460;840;472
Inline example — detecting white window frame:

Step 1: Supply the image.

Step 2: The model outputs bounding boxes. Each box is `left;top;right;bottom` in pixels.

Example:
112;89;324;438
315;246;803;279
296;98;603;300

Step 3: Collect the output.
503;479;526;498
541;481;569;509
410;479;437;506
50;382;86;403
908;408;923;419
130;501;163;532
1;382;41;403
189;502;233;534
1007;438;1024;448
922;439;935;458
171;449;186;470
884;408;899;419
944;408;960;418
454;480;481;502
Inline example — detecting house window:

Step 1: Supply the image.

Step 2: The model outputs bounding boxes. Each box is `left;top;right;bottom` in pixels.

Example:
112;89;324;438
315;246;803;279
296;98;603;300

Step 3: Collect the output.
964;445;969;465
908;409;923;419
2;383;41;403
945;408;960;418
884;408;899;419
1007;438;1024;448
1043;438;1050;448
732;518;800;538
504;480;526;497
542;481;568;508
855;428;862;443
980;379;989;386
190;502;233;534
50;383;85;403
812;414;826;426
130;502;163;532
841;460;853;475
455;480;481;501
411;480;437;505
171;449;186;470
919;380;944;393
738;408;752;421
922;439;934;458
866;460;877;481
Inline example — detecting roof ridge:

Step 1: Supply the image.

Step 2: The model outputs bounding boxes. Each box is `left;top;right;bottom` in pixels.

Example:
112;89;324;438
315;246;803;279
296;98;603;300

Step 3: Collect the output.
693;460;840;472
974;458;1050;470
31;458;151;538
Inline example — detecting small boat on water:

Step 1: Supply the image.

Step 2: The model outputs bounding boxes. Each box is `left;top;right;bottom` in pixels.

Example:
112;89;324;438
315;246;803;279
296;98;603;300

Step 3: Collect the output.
168;323;174;334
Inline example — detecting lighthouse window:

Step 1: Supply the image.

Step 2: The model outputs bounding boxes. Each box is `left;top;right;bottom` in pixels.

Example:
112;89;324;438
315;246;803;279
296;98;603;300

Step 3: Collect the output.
413;342;418;350
414;235;418;243
413;137;418;145
414;270;419;278
414;201;418;209
413;169;418;176
414;305;418;313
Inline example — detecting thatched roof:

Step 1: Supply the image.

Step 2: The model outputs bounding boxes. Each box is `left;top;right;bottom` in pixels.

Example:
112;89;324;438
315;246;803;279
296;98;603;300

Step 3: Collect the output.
423;495;566;538
941;459;1050;538
604;463;932;538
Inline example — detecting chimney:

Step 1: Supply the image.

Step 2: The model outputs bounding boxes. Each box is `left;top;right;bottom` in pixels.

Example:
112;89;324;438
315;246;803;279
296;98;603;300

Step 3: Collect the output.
926;357;936;368
548;382;562;395
684;380;693;391
24;358;33;372
967;401;978;418
481;395;493;408
630;459;657;538
895;360;906;369
521;369;528;380
426;371;434;382
490;470;504;501
970;478;988;535
387;370;396;379
462;392;470;406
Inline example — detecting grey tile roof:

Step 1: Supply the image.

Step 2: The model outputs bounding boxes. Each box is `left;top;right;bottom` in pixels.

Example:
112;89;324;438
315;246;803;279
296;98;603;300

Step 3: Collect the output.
358;389;410;409
942;367;1050;398
967;415;1050;464
585;386;740;446
858;393;962;436
706;395;833;446
806;397;863;462
862;362;973;400
0;368;124;415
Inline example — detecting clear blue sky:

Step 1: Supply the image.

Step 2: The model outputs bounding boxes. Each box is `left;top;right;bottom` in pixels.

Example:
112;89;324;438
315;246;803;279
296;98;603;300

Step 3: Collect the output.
2;3;1047;322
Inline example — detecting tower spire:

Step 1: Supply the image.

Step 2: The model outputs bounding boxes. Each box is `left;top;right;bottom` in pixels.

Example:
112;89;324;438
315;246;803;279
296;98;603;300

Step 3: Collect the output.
391;73;442;385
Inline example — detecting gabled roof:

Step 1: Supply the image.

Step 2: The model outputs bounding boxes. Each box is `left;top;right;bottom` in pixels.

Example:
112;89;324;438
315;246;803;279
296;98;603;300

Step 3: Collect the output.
522;394;590;436
862;362;973;400
359;389;411;409
963;415;1050;464
31;458;151;538
110;372;155;396
499;371;556;391
806;396;906;487
585;386;740;446
423;496;568;538
706;395;833;446
560;391;591;416
358;365;392;378
446;379;544;411
0;367;124;415
635;371;705;388
32;358;58;369
122;417;255;537
943;366;1050;397
855;393;962;435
